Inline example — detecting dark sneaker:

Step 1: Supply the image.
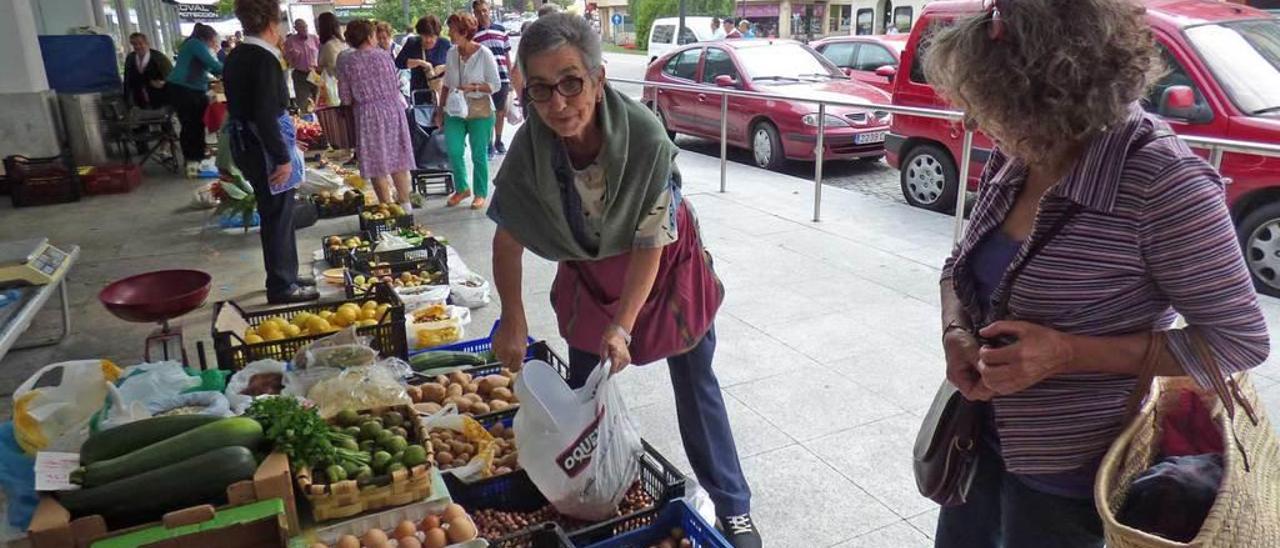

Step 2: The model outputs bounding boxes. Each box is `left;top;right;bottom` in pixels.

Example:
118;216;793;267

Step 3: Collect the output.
718;514;762;548
267;285;319;304
487;143;497;158
295;274;317;287
495;141;507;154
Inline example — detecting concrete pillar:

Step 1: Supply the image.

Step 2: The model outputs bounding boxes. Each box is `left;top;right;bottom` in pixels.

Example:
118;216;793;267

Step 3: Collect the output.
779;0;792;38
114;0;133;38
0;0;49;94
0;0;62;159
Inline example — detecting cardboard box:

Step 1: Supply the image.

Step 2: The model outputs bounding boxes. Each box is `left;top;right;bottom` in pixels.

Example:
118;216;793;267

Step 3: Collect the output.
27;452;300;548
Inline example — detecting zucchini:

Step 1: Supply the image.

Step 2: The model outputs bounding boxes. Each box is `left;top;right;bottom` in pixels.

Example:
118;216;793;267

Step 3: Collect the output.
58;445;257;526
73;417;263;487
409;350;488;371
80;415;223;465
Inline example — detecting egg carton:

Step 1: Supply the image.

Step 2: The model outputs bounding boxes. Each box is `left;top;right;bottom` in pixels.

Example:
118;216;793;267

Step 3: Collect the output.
309;487;486;548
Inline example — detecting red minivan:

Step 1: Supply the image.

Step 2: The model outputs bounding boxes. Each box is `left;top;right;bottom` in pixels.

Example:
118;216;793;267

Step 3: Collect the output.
886;0;1280;297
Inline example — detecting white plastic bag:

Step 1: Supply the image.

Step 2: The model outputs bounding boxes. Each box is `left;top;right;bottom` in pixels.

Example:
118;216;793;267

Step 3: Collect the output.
407;305;471;350
398;284;451;313
449;272;491;309
423;404;497;483
98;361;201;430
513;360;643;521
445;88;469;118
324;73;342;107
12;360;124;455
505;95;523;125
225;359;288;414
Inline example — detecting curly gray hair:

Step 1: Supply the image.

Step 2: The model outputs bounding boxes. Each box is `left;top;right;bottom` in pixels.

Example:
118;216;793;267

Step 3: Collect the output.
923;0;1163;165
517;13;602;78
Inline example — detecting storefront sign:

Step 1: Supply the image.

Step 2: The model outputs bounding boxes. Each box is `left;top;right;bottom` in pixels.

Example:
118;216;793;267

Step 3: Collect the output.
175;3;221;21
738;4;780;17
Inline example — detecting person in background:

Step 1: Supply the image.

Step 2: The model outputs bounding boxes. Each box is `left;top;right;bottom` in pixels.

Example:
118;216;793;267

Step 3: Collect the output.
723;18;742;38
316;12;349;89
123;32;172;110
472;0;512;156
167;22;223;178
737;20;753;38
225;0;317;304
283;18;320;111
218;40;231;63
490;14;761;548
396;15;452;105
438;11;498;209
375;21;399;57
710;16;726;40
234;30;244;45
336;19;416;212
927;1;1269;546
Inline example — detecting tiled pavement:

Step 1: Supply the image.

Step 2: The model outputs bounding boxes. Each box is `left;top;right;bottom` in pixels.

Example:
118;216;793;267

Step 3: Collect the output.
2;129;1278;547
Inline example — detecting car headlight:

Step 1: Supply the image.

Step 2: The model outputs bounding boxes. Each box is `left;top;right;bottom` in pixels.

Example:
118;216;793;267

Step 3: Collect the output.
801;113;851;128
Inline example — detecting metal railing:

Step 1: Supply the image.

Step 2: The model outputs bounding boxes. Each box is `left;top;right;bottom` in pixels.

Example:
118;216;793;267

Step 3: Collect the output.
611;77;1280;242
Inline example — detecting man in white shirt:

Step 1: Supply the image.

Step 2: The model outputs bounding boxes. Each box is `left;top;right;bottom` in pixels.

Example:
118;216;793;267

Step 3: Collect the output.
711;17;726;40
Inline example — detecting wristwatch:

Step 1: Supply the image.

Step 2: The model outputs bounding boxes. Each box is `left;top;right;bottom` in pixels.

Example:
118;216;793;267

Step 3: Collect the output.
607;323;633;346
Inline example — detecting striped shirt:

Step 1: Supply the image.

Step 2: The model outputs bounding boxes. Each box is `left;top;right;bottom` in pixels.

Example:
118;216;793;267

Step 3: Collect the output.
942;105;1269;475
474;23;510;83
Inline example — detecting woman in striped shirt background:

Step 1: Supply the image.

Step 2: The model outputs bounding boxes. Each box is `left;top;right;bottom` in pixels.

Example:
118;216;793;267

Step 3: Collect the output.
926;1;1269;546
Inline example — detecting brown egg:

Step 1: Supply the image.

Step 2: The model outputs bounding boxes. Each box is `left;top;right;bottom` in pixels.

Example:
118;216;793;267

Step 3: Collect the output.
423;528;448;548
445;517;477;543
399;538;423;548
335;535;360;548
362;528;389;547
419;515;441;531
394;520;418;540
441;503;466;522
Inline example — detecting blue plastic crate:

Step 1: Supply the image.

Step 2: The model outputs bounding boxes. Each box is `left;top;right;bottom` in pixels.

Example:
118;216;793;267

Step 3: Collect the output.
408;320;537;356
580;500;730;548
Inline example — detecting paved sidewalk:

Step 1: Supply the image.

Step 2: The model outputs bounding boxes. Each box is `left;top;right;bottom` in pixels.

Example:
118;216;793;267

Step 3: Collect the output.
1;134;1278;547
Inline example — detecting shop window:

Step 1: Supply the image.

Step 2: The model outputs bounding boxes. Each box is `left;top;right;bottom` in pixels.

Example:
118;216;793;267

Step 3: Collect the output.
831;5;852;32
701;48;739;83
854;44;897;71
664;48;701;80
856;9;874;35
893;7;914;33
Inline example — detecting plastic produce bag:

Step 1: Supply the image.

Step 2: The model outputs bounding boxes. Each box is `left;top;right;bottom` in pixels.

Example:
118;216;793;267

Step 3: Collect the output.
505;95;523;125
306;344;378;369
96;361;202;430
292;327;367;369
305;364;412;419
408;306;470;350
373;234;416;252
513;361;643;521
449;272;491;309
146;392;233;418
423;405;497;483
445;88;468;118
225;359;288;413
398;284;451;313
13;360;123;455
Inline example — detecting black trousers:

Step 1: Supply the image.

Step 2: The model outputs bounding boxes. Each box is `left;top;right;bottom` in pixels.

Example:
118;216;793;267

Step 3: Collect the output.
169;85;209;163
291;70;317;111
233;145;299;296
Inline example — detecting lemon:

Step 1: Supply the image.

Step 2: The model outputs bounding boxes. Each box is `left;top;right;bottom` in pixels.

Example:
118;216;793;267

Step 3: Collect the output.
283;324;302;337
335;308;359;326
245;334;264;344
376;303;390;316
358;319;379;327
262;318;286;331
263;330;284;342
361;308;378;321
362;300;377;309
305;316;332;333
319;310;334;320
291;312;312;326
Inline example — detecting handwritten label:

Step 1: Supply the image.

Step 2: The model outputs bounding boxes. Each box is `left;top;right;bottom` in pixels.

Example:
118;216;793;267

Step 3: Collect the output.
35;452;80;491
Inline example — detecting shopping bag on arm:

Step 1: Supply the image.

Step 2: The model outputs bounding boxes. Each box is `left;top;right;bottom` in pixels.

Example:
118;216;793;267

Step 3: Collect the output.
444;89;469;119
12;360;123;455
513;360;643;521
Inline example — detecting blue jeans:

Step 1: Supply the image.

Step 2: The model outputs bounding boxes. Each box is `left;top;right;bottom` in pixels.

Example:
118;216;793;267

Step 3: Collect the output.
566;326;752;516
935;442;1104;548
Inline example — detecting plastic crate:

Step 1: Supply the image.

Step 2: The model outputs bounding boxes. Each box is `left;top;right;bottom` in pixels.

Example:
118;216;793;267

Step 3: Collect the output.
359;205;415;237
321;231;374;267
409;320;543;357
311;189;362;218
5;154;80;207
80;164;142;195
579;500;730;548
411;169;454;197
490;522;574;548
210;284;407;370
451;440;686;542
411;339;569;386
344;255;449;299
352;237;447;270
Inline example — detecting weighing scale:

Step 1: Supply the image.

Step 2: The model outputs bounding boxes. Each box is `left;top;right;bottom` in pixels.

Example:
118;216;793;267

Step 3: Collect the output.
0;238;72;288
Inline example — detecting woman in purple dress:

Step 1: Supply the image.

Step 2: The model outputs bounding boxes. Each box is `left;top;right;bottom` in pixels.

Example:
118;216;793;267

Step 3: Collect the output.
337;19;415;209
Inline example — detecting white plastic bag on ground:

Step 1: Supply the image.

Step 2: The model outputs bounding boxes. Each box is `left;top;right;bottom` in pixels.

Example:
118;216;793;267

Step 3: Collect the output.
513;361;643;521
449;272;491;309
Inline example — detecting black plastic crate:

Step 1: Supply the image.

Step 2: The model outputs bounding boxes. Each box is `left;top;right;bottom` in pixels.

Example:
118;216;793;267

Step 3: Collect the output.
321;231;374;267
344;255;449;299
411;169;454;197
450;440;686;543
311;189;363;218
352;236;447;270
358;203;415;237
5;154;80;208
576;500;730;548
490;522;574;548
210;284;407;370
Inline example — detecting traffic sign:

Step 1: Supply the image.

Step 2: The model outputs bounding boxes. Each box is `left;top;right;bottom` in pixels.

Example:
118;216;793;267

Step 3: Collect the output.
611;13;622;25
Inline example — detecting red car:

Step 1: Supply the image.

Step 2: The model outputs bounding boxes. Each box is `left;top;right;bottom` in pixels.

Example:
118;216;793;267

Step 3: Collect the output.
643;39;892;170
810;34;909;93
886;0;1280;297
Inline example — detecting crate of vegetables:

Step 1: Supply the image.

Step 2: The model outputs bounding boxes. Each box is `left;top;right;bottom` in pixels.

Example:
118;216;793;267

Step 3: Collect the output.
211;284;407;370
407;341;571;419
346;255;449;299
578;500;730;548
312;189;363;218
312;498;486;548
322;231;375;267
352;235;447;270
359;203;415;236
294;405;436;522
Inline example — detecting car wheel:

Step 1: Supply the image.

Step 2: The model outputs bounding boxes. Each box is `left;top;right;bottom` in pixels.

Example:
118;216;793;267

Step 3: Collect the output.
900;143;958;212
654;106;677;141
751;121;785;170
1239;201;1280;298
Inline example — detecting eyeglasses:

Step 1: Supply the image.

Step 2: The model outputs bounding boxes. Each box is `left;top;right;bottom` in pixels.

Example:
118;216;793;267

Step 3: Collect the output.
524;76;587;103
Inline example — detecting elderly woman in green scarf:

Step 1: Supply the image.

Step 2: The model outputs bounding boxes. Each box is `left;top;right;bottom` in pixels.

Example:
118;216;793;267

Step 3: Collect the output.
486;14;761;548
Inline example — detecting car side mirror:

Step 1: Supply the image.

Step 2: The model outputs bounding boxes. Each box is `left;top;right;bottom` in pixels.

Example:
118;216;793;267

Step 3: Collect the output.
714;75;738;88
875;65;897;82
841;67;854;77
1159;85;1210;123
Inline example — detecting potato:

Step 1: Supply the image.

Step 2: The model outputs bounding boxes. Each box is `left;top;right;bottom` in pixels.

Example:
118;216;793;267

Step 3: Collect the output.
463;393;484;404
435;451;454;466
433;374;450;386
489;400;510;412
479;375;511;395
470;402;491;415
446;383;464;398
414;402;443;415
465;382;480;394
448;372;472;385
454;399;471;414
488;423;505;437
448;440;468;454
422;383;448;403
406;386;422;402
490;387;514;401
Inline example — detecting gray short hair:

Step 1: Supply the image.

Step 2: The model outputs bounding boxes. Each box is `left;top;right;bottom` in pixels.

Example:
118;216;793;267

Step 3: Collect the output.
536;3;560;17
517;13;602;77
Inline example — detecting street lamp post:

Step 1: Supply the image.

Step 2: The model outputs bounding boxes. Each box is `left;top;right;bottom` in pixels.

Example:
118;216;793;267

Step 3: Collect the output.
678;0;686;46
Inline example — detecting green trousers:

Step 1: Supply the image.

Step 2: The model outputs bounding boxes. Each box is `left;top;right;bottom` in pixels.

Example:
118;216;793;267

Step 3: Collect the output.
444;115;494;198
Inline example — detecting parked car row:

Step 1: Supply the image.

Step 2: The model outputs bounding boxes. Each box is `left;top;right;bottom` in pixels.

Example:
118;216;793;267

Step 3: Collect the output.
641;0;1280;298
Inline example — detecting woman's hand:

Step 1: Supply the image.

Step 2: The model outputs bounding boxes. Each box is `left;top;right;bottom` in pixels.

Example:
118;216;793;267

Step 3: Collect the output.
493;318;529;371
149;79;165;89
943;327;993;401
976;321;1074;396
601;325;632;374
268;162;292;187
406;58;429;70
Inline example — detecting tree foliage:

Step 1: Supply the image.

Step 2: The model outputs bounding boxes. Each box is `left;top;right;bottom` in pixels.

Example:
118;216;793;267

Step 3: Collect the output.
371;0;454;30
628;0;733;50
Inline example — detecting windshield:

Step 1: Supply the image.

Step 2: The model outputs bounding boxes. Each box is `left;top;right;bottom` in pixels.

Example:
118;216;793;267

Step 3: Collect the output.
1186;19;1280;115
739;43;843;82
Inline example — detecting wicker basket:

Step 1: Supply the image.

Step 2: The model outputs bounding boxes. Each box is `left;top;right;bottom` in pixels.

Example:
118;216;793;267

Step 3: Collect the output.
295;404;437;522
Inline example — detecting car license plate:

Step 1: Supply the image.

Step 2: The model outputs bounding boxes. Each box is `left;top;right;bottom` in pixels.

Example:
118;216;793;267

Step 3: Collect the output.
855;131;887;145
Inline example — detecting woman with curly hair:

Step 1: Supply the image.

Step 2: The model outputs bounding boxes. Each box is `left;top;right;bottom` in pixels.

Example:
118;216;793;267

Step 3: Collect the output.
930;1;1268;546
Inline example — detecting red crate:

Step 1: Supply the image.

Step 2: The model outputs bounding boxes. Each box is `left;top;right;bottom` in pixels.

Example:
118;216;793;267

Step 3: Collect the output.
4;155;80;208
81;164;143;195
